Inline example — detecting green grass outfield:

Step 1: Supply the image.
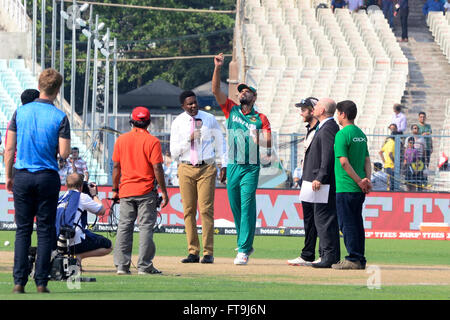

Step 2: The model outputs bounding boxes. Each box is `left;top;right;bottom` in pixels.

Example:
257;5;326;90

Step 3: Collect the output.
0;231;449;301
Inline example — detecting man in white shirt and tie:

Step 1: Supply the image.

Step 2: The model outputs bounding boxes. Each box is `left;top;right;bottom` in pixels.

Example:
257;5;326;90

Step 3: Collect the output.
170;90;226;264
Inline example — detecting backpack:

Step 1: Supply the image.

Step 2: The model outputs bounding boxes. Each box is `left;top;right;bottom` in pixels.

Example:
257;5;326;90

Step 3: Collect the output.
55;190;85;238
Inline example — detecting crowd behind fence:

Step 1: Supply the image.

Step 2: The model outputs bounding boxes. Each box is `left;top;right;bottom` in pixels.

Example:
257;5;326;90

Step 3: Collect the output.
0;126;448;192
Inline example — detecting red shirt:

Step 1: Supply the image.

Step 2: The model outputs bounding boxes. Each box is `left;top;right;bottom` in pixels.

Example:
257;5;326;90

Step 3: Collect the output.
112;127;163;198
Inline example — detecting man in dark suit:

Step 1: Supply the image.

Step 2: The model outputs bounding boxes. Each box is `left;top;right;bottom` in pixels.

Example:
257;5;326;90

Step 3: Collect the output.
301;98;341;268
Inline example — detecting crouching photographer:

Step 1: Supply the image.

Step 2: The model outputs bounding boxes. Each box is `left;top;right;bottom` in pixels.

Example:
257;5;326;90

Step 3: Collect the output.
55;173;112;269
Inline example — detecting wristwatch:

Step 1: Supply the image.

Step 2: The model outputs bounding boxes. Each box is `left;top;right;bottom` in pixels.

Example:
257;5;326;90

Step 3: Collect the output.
112;188;119;192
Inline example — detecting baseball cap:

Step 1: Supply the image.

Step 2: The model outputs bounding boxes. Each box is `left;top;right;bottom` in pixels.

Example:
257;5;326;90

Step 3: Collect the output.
295;97;318;109
131;106;150;121
237;83;257;95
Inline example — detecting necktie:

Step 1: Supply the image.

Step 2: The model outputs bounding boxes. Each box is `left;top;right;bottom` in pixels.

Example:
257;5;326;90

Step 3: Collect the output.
190;117;198;166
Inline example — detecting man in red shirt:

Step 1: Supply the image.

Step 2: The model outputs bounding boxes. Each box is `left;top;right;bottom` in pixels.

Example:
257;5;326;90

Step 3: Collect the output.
112;106;168;275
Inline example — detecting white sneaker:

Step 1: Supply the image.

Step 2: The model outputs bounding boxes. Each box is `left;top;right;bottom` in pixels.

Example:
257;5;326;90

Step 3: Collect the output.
312;257;322;264
234;252;249;265
287;257;313;266
235;247;255;256
117;269;131;275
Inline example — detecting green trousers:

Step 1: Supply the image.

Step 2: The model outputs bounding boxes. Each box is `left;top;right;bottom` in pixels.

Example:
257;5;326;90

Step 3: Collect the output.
226;164;260;254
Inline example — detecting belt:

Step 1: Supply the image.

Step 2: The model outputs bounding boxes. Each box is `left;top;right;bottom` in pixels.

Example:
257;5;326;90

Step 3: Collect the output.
180;159;215;167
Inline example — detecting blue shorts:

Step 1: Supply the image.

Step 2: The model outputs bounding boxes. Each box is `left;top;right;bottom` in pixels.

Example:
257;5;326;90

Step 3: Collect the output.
70;230;112;254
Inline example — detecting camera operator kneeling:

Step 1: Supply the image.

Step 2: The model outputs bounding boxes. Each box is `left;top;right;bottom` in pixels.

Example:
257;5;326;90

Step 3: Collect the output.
57;173;112;267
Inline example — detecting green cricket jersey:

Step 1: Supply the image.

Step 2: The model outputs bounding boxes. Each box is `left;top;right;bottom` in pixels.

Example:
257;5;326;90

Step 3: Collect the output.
334;124;369;193
220;99;271;165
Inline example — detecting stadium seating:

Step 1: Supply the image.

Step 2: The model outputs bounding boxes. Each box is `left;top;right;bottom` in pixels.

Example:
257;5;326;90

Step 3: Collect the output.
0;59;108;184
241;3;407;134
427;11;450;64
239;1;408;168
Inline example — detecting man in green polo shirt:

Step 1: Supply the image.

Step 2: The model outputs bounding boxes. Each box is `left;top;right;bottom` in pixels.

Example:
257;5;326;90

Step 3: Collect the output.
417;111;433;168
212;53;272;265
332;100;372;270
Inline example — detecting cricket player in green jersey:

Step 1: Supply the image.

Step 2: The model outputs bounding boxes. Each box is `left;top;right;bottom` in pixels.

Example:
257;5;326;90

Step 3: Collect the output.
212;53;272;265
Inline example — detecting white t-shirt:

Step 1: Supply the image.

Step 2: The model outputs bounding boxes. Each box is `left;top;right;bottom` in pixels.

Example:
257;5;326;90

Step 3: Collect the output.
63;190;103;246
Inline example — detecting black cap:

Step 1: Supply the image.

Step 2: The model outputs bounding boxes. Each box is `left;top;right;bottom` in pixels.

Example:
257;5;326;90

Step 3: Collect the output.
374;162;383;170
295;97;318;109
237;83;257;95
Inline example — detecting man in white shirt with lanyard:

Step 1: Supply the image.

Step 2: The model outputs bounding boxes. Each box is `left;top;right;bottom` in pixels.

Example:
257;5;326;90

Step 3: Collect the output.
170;90;226;264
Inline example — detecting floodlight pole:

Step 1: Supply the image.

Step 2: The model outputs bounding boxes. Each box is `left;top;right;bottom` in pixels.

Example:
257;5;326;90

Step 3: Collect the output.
102;27;110;169
103;27;110;129
59;0;65;108
70;0;77;127
113;37;118;131
82;5;93;142
91;14;100;140
32;0;37;75
41;0;46;70
51;0;57;69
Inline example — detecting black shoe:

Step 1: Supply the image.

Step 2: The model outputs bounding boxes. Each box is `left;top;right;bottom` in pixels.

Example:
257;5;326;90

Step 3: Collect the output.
311;261;333;268
201;255;214;264
138;266;162;275
181;254;200;263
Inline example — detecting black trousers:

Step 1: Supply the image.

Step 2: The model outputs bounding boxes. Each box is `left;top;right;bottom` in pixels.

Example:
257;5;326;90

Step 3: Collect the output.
313;191;341;265
13;169;60;287
400;8;409;40
336;193;367;266
300;201;320;261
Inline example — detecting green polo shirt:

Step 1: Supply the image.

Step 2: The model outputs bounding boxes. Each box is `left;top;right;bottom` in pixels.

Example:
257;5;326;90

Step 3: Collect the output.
334;124;369;193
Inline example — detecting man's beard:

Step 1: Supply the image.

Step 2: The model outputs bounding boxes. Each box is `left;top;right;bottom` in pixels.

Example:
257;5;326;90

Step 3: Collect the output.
239;96;252;105
303;115;312;123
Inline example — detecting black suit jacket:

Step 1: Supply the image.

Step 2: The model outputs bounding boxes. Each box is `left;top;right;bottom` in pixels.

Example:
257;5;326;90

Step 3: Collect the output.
302;118;339;189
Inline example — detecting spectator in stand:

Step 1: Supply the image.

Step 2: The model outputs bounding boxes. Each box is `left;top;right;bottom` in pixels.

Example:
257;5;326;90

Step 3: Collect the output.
423;0;445;16
216;163;226;187
397;0;409;42
67;147;89;181
403;137;420;191
417;112;433;168
388;123;398;135
406;124;426;162
331;0;347;12
292;162;303;189
163;150;178;186
445;0;450;14
379;135;396;190
348;0;365;12
58;156;71;185
371;162;388;191
391;104;407;134
380;0;395;29
406;126;426;190
283;166;294;189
